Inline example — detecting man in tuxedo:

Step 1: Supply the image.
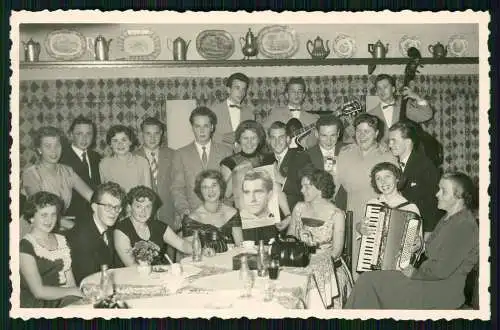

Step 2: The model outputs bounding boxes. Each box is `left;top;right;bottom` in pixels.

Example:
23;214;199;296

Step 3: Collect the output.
60;115;101;221
265;121;312;217
307;115;348;210
388;121;442;238
66;182;126;285
239;169;279;243
210;72;255;149
367;74;433;143
263;77;319;149
171;106;232;222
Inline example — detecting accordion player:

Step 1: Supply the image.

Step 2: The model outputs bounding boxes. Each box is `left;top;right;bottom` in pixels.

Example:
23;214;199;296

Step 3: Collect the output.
356;203;422;273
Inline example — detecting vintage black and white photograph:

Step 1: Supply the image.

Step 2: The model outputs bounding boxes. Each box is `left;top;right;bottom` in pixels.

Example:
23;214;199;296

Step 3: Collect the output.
9;10;490;320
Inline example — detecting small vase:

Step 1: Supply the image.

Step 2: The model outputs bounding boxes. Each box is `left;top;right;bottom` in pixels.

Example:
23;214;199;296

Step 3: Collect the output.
137;260;151;277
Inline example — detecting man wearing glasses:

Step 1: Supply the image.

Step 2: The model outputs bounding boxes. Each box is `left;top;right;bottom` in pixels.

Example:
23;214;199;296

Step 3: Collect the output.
66;182;126;285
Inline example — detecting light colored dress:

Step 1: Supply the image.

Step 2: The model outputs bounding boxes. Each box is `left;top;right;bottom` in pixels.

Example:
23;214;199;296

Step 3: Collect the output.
22;163;79;210
99;154;151;192
292;202;354;309
336;143;397;277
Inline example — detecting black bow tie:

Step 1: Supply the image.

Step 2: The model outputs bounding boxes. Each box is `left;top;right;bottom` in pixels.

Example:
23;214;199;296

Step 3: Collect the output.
382;103;395;109
399;161;406;168
289;107;301;111
229;104;241;109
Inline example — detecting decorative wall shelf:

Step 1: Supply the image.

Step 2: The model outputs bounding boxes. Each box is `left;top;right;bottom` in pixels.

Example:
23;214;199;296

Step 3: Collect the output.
20;57;479;70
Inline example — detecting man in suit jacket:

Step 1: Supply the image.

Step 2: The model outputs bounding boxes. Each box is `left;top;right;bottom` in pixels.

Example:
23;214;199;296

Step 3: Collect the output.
264;121;312;224
367;74;433;143
134;117;175;227
66;182;126;285
388;121;443;238
210;72;255;149
60;115;101;221
307;115;348;210
171;106;233;222
263;77;319;149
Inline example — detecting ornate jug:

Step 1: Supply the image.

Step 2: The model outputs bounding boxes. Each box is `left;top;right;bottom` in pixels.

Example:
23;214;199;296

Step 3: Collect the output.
94;35;113;61
168;37;191;61
22;38;41;62
306;36;330;59
240;28;258;60
428;42;447;58
368;40;389;58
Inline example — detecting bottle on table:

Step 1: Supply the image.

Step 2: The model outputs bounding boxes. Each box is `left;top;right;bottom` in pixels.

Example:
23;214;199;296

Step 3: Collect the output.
257;239;268;277
99;264;114;299
238;255;254;297
192;229;203;262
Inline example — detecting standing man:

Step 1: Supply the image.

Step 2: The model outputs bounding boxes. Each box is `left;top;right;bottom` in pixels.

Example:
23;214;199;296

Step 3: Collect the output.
263;77;319;149
388;121;442;238
66;182;126;285
240;169;279;243
368;74;433;143
210;72;255;149
307;115;348;210
134;117;177;249
60;115;101;221
171;106;232;225
265;121;312;214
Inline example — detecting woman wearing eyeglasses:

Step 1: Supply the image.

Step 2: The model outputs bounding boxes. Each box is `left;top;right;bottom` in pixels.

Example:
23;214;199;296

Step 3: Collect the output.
114;186;193;266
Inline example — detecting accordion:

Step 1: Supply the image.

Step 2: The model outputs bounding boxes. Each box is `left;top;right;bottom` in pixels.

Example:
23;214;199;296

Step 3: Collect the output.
356;203;421;273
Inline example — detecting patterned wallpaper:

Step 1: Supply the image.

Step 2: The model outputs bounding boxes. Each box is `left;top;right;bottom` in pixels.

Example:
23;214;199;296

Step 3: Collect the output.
18;74;480;182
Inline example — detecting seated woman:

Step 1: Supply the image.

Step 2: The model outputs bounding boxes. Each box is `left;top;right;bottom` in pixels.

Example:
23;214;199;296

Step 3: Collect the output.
20;191;83;307
114;186;192;266
345;172;479;309
22;126;94;229
99;125;151;193
183;170;244;251
287;167;353;308
357;162;423;256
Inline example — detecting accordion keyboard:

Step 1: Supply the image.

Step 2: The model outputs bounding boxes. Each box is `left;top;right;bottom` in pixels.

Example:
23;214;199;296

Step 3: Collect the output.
398;218;420;269
356;204;383;272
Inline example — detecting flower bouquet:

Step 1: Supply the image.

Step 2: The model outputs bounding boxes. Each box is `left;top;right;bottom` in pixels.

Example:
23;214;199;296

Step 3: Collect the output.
131;241;160;275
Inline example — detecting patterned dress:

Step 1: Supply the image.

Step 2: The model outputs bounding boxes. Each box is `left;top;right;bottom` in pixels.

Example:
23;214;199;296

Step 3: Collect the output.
20;233;80;308
292;203;354;308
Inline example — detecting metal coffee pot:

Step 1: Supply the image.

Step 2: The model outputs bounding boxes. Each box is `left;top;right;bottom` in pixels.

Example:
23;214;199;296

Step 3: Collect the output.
428;42;447;58
368;40;389;58
93;35;113;61
168;37;191;61
306;36;330;59
22;38;41;62
240;28;258;60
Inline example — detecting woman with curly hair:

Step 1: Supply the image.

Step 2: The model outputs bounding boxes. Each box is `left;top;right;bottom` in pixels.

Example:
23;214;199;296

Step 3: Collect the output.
114;185;192;266
287;167;354;309
345;172;479;309
99;125;151;192
20;191;82;307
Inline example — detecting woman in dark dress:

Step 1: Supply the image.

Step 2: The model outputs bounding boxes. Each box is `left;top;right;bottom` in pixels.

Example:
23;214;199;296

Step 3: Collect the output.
20;192;82;308
114;186;192;266
220;120;271;209
183;170;243;250
345;172;479;309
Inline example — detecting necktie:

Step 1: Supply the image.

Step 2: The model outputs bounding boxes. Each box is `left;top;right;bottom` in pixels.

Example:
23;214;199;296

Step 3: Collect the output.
399;161;406;171
289;107;301;111
101;230;110;246
150;151;158;186
382;103;395;109
229;104;241;109
81;151;90;178
201;146;208;167
276;155;281;166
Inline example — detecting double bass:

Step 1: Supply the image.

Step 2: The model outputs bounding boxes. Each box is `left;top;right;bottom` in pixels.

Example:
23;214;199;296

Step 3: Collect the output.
400;47;444;169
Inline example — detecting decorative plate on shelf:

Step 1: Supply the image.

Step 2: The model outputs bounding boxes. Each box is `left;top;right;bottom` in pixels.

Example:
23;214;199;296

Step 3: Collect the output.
117;29;161;60
333;34;356;58
257;25;299;59
448;35;468;57
399;35;422;57
45;29;87;60
196;30;235;60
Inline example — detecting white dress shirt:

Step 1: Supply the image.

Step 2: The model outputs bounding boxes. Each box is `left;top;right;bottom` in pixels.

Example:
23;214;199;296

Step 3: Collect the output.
72;145;91;178
227;99;241;131
195;140;212;162
288;105;301;120
93;214;109;245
